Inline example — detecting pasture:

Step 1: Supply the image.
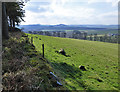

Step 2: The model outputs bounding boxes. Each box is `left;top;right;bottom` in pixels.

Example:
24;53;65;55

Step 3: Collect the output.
27;34;118;90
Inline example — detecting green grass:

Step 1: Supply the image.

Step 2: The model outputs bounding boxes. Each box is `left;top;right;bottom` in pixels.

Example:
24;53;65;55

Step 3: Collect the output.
27;34;118;90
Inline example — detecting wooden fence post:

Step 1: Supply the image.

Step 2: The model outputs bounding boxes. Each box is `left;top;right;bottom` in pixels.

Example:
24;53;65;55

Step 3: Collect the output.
31;37;33;44
42;44;44;58
26;37;29;43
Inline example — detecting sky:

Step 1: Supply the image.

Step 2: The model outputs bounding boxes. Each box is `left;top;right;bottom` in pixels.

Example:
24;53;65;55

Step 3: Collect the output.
21;0;119;25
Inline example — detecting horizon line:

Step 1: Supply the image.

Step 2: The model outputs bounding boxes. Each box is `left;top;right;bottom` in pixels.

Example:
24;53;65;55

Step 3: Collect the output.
20;24;118;26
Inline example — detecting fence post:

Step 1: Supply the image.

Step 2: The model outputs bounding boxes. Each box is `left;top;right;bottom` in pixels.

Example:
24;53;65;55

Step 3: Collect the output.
42;44;44;58
31;37;33;44
26;37;29;43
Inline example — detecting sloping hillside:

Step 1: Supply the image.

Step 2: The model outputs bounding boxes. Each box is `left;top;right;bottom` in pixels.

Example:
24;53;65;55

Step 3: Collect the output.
2;32;65;91
28;34;118;90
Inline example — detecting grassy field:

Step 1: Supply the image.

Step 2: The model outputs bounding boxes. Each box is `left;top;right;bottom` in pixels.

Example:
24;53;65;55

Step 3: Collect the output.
27;34;118;90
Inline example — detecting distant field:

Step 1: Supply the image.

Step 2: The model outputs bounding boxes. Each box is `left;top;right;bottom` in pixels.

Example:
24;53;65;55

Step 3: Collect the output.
20;24;118;35
78;30;118;35
26;29;118;35
27;34;118;90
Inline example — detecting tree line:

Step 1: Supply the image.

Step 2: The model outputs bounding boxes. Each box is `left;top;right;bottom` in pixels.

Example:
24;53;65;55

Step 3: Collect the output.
2;1;28;39
87;33;118;43
29;30;119;43
29;31;67;38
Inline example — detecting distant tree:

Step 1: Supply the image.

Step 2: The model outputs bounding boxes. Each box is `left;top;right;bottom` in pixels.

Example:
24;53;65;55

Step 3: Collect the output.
45;31;51;36
61;32;66;38
53;32;56;37
97;36;100;41
28;31;32;34
104;34;108;42
87;36;90;40
72;30;81;39
115;35;118;43
39;31;43;35
33;31;38;34
72;32;76;38
107;37;111;42
44;31;47;35
94;33;98;41
90;34;93;41
57;32;60;37
111;37;116;43
83;32;87;40
99;36;103;42
64;32;66;38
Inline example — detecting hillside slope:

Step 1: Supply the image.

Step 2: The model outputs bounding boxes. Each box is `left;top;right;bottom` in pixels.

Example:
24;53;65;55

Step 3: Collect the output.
2;32;65;91
28;34;118;90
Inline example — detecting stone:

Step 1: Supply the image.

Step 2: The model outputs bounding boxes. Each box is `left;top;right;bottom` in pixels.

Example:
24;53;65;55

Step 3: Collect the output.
97;79;103;82
79;65;87;71
72;64;74;66
59;48;66;55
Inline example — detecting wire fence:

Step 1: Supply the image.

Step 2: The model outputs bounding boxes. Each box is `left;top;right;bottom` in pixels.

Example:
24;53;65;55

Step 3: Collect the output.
28;34;53;63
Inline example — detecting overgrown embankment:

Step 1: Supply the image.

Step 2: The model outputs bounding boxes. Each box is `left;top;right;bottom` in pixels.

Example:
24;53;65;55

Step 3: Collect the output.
2;32;65;91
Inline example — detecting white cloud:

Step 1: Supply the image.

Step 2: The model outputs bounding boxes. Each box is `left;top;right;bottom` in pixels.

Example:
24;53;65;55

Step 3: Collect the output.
106;0;119;7
21;6;95;25
21;0;118;25
96;11;118;24
21;0;95;25
87;0;101;4
87;0;119;7
98;11;118;18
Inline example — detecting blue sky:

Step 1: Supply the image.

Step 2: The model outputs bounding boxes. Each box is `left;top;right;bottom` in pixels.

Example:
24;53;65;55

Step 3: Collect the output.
21;0;119;25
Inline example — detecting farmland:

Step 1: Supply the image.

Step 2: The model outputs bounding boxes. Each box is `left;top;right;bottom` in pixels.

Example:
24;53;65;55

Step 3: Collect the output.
27;34;118;90
20;24;118;35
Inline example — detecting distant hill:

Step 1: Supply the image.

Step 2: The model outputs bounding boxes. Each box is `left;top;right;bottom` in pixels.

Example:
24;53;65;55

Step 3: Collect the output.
19;24;118;34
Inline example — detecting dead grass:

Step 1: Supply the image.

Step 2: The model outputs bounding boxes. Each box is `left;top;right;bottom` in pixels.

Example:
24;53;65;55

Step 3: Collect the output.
2;31;66;91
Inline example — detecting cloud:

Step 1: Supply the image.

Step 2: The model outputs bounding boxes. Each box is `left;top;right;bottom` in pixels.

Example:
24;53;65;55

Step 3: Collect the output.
21;0;118;25
38;5;53;13
87;0;119;7
22;5;95;25
23;1;51;13
106;0;119;7
96;11;118;24
22;2;95;25
98;11;118;18
87;0;101;4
